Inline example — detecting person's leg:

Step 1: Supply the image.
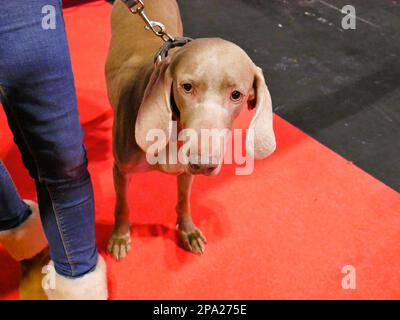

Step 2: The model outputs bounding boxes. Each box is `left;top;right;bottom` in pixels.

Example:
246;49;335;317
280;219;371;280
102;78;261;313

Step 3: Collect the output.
0;0;107;299
0;161;32;232
0;17;49;301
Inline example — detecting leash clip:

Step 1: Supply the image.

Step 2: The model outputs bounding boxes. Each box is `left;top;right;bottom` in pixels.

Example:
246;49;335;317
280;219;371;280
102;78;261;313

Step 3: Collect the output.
121;0;175;43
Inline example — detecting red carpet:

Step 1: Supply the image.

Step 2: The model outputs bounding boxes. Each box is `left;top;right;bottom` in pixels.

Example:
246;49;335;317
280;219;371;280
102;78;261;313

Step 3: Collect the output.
1;1;399;299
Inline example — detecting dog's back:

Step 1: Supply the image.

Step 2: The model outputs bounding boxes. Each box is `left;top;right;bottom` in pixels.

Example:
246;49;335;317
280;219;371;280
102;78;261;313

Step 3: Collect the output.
105;0;183;108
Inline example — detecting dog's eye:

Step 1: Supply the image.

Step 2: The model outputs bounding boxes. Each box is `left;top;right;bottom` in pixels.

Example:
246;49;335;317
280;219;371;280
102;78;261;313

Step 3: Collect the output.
231;90;242;101
182;83;193;93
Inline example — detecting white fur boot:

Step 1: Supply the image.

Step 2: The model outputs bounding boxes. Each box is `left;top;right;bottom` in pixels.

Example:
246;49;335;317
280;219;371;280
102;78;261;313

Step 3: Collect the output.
45;255;108;300
0;200;47;261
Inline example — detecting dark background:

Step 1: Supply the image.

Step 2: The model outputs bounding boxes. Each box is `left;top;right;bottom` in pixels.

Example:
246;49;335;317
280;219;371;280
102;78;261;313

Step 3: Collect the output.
76;0;400;191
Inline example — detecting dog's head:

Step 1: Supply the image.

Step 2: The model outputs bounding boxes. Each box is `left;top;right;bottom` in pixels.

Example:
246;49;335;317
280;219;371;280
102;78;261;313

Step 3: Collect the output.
135;38;276;175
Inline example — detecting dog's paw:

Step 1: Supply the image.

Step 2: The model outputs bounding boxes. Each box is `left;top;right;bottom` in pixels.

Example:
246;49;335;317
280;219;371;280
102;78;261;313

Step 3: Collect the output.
107;231;131;261
178;225;207;255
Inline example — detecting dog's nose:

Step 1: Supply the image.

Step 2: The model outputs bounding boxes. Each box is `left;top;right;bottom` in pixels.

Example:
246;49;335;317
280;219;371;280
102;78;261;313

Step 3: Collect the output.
188;155;218;175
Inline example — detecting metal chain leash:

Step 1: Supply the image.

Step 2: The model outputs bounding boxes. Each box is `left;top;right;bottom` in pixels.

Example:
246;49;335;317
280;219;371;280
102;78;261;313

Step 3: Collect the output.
121;0;175;42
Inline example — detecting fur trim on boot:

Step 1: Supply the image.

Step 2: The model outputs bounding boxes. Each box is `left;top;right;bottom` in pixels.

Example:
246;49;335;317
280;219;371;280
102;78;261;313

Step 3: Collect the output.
0;200;47;261
45;255;108;300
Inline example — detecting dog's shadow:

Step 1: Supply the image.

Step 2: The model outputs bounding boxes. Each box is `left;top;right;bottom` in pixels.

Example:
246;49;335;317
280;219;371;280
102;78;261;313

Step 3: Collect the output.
96;200;229;270
96;222;177;247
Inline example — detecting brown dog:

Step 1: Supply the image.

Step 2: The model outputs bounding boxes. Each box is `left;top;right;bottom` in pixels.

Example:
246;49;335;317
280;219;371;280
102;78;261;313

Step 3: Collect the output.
105;0;276;260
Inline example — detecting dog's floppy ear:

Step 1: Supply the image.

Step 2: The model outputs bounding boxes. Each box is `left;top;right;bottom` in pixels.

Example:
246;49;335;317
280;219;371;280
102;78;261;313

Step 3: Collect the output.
135;58;173;153
246;67;276;160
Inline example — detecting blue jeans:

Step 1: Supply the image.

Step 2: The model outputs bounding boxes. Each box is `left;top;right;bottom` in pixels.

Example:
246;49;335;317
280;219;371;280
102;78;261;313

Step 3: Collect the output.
0;0;98;278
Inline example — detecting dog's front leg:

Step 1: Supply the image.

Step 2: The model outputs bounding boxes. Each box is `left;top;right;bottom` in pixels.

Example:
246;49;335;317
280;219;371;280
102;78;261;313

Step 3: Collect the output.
176;173;207;254
108;163;132;261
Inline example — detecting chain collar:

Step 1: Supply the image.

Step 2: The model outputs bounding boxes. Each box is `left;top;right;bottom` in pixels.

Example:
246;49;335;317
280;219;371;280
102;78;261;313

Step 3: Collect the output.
153;37;193;65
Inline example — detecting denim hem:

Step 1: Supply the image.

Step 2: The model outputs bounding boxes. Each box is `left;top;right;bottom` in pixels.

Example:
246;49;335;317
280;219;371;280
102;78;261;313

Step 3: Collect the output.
0;202;32;232
45;184;76;277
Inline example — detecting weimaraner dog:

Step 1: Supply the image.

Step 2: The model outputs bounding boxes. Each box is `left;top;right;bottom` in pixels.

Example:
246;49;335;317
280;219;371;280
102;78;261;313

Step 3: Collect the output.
105;0;276;260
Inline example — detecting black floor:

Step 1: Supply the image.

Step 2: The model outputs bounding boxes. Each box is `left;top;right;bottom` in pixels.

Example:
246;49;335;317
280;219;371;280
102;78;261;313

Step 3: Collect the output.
97;1;400;191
